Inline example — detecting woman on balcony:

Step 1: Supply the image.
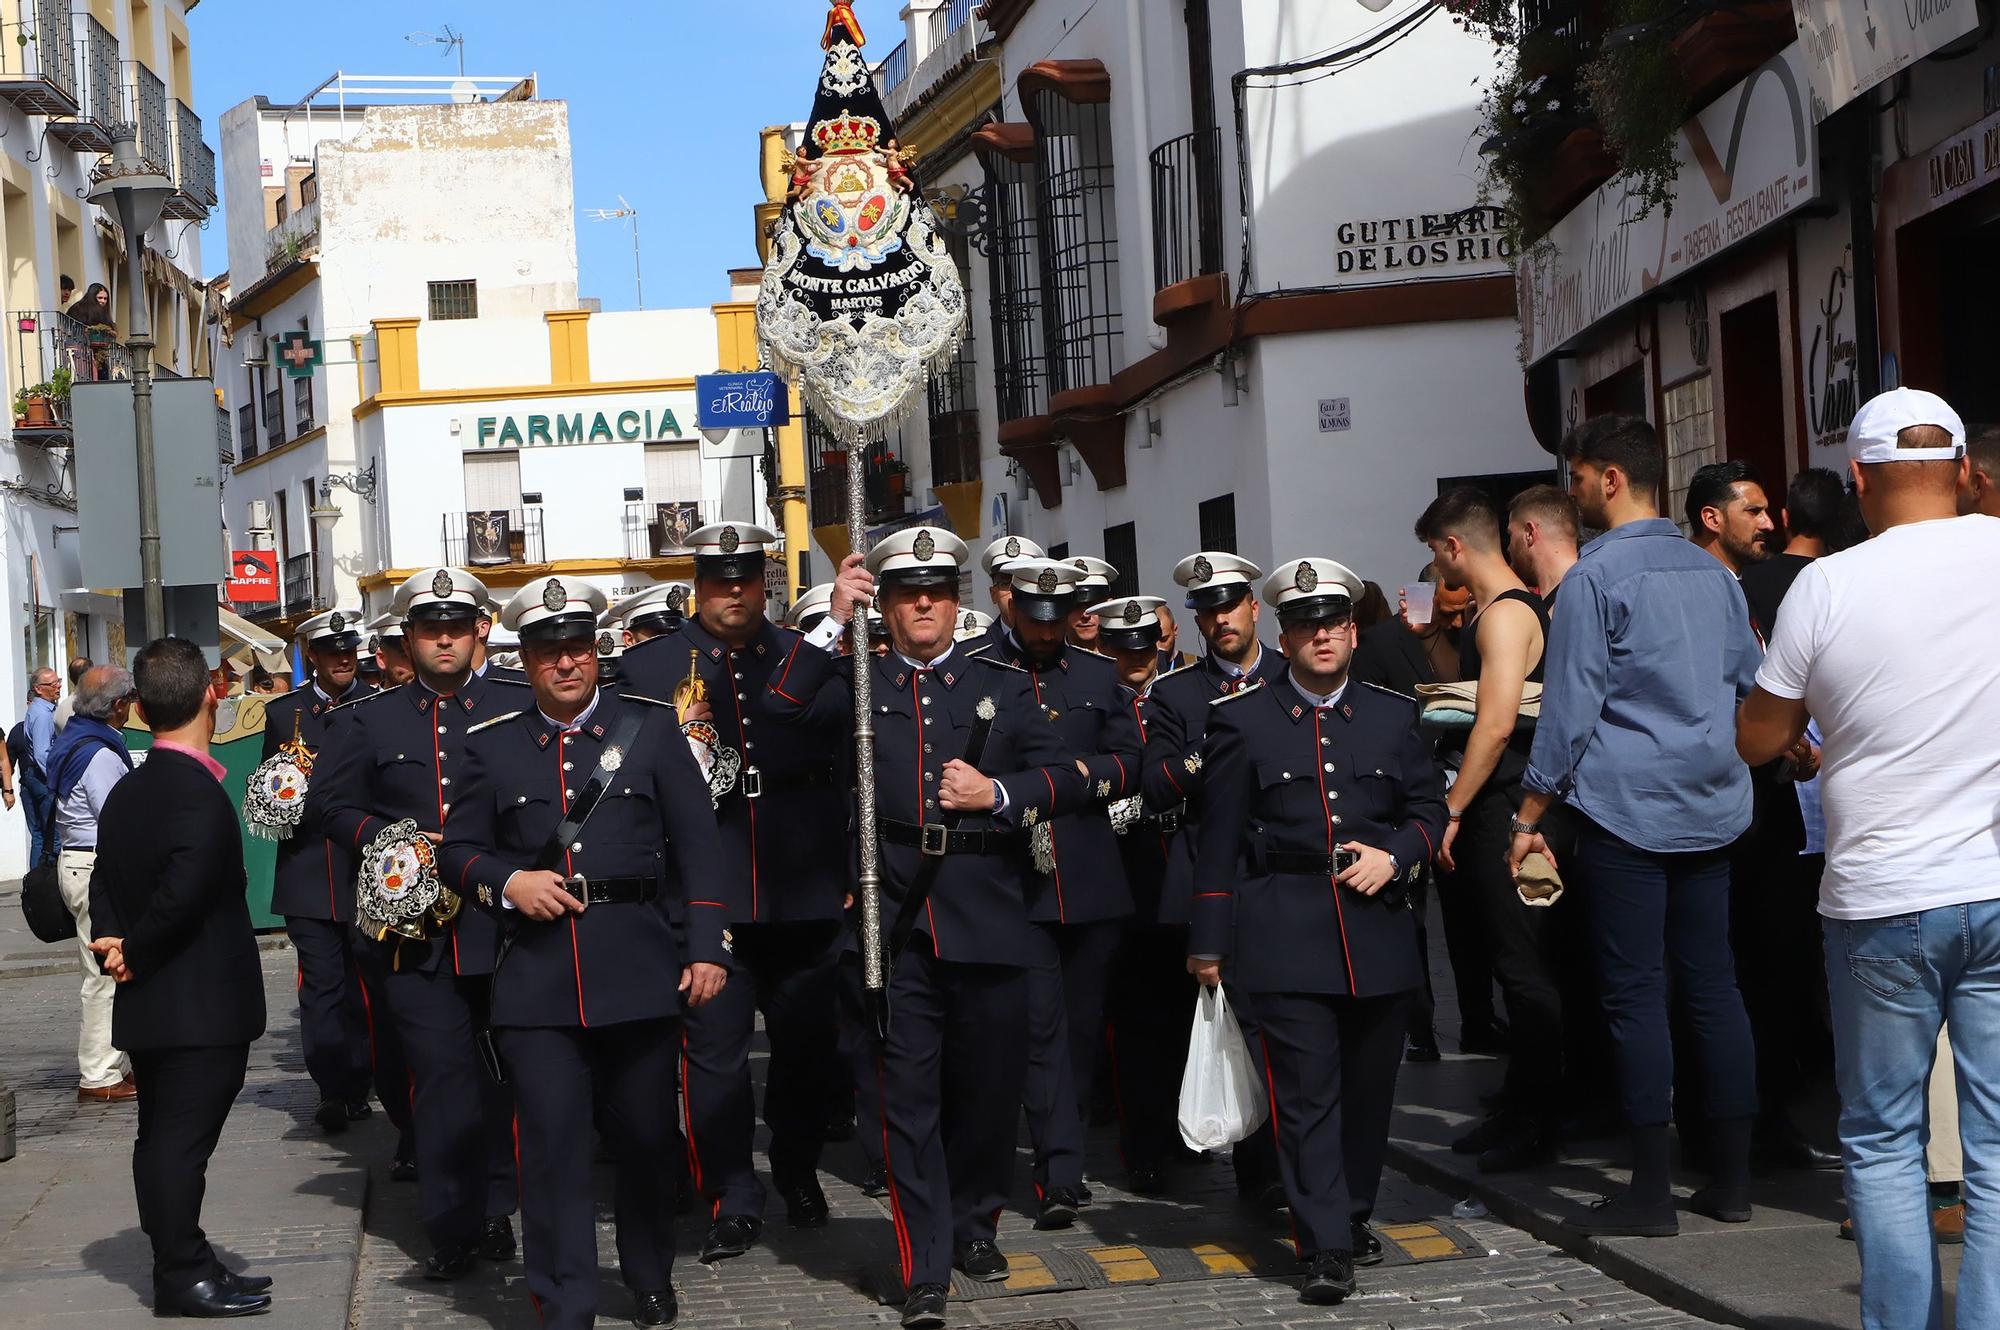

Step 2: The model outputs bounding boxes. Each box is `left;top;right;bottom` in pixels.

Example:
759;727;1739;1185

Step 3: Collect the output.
64;283;119;382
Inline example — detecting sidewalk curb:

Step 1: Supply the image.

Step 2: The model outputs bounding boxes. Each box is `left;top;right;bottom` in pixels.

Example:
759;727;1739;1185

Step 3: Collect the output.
341;1166;371;1330
1385;1137;1752;1330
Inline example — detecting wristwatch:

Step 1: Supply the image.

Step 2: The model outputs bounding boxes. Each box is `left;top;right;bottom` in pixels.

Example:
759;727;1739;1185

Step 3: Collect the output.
1387;853;1401;879
1508;816;1540;837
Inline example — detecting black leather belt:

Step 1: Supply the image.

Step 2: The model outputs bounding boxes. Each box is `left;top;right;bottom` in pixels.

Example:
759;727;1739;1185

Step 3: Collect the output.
561;874;659;905
1141;807;1182;834
741;765;838;798
880;819;1001;856
1257;847;1359;876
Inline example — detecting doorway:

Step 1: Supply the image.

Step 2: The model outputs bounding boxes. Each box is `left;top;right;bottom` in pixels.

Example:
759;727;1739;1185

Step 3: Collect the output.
1718;295;1788;488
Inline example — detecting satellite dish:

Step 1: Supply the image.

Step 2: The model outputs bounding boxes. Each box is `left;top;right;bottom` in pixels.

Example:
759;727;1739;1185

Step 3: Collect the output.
449;78;478;104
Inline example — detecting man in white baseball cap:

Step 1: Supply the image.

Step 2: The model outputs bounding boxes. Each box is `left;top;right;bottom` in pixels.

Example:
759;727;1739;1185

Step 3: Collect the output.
1737;385;2000;1326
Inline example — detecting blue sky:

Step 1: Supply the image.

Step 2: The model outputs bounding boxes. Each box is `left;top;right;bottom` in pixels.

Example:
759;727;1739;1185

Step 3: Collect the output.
187;0;906;309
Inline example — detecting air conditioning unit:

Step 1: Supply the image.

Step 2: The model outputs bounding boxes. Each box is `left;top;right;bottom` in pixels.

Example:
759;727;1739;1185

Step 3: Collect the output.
246;499;272;534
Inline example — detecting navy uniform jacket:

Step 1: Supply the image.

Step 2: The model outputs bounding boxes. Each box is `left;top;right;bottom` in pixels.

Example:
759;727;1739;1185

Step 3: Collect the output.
620;617;847;924
1116;687;1174;920
315;674;530;978
1189;674;1445;998
973;637;1139;924
439;689;731;1029
1137;649;1286;925
262;682;374;921
763;638;1090;967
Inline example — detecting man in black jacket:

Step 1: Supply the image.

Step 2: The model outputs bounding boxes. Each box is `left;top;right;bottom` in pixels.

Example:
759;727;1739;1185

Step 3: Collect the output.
89;637;272;1318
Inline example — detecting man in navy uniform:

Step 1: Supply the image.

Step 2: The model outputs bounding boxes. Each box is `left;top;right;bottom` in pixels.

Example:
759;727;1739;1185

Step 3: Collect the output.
971;559;1139;1226
1063;557;1115;652
973;534;1042;654
1139;552;1286;1199
441;574;731;1330
1189;557;1446;1305
612;582;692;651
263;610;377;1137
769;528;1090;1330
368;613;415;686
623;521;850;1258
317;569;524;1280
1091;595;1190;1191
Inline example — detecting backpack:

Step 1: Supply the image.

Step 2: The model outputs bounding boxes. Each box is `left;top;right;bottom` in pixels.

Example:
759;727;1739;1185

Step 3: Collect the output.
4;721;34;780
18;795;72;944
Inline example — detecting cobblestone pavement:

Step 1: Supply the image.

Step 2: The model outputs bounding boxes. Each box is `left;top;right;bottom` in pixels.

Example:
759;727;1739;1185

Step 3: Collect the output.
0;878;1736;1330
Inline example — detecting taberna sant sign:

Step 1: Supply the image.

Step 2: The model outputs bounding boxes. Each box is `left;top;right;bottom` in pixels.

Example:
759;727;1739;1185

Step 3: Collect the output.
695;371;791;430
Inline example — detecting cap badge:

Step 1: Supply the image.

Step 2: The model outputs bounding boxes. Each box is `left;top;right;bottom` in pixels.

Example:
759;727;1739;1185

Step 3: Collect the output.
961;612;975;629
1296;563;1319;593
431;569;454;599
719;525;740;555
914;530;936;561
543;580;569;611
1005;537;1021;558
329;612;346;633
1192;556;1212;584
597;632;615;653
1121;600;1142;624
1036;569;1059;595
667;585;688;612
1073;558;1089;572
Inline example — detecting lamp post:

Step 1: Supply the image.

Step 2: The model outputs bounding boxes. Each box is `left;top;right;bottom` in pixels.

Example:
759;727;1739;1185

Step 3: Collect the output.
87;126;175;643
310;466;376;610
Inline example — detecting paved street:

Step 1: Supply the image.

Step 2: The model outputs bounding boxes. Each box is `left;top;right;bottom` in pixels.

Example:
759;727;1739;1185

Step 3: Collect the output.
0;882;1810;1329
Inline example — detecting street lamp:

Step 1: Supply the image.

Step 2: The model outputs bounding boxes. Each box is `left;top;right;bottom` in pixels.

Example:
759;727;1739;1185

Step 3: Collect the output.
309;466;377;610
87;125;175;643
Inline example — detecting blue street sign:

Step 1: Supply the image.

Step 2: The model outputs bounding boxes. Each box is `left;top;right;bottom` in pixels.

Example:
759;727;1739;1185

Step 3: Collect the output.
696;371;791;429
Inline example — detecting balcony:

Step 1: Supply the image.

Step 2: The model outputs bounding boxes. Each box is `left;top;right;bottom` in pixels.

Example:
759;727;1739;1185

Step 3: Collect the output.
1149;127;1226;319
621;498;729;560
120;59;171;177
876;40;909;95
283;551;317;615
883;0;987;121
927;335;980;487
216;404;232;464
9;309;130;445
262;386;283;449
0;0;78;117
163;100;216;221
806;415;909;527
267;197;320;273
236;402;257;462
443;507;546;568
46;11;118;152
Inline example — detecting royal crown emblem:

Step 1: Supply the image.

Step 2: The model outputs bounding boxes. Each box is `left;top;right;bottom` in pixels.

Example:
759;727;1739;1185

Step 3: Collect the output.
812;108;882;155
1191;556;1212;584
1296;563;1319;593
914;530;936;561
1121;600;1143;624
543;579;568;611
1036;569;1060;595
787;104;915;274
719;525;741;555
431;569;454;599
1005;537;1021;558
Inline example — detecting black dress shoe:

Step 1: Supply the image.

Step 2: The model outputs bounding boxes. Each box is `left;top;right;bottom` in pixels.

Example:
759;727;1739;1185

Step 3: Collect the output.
699;1214;761;1263
212;1268;273;1294
388;1155;418;1183
824;1112;856;1143
313;1099;349;1135
783;1180;830;1228
1755;1130;1842;1172
1257;1181;1290;1211
423;1244;478;1281
1479;1131;1559;1174
1689;1185;1753;1223
861;1166;890;1198
1563;1189;1679;1238
1035;1186;1082;1230
478;1216;516;1261
344;1099;373;1122
901;1282;949;1328
1126;1163;1165;1195
1300;1251;1356;1305
154;1277;272;1317
1459;1026;1508;1056
634;1290;679;1327
1406;1038;1442;1063
1351;1222;1383;1267
1451;1113;1520;1155
954;1238;1009;1282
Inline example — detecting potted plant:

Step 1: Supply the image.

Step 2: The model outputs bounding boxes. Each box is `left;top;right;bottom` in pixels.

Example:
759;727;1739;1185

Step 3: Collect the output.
14;381;54;428
883;456;910;499
46;366;72;422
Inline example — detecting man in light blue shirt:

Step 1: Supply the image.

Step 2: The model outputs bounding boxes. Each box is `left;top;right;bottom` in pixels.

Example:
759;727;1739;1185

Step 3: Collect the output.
1507;414;1760;1240
20;666;61;865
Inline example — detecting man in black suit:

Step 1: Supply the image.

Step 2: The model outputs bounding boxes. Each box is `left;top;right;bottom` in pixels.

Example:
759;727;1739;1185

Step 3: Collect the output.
89;637;272;1318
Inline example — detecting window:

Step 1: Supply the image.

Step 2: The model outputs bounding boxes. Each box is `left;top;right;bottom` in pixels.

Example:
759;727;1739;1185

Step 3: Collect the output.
1198;493;1236;554
1028;82;1123;392
463;450;521;512
980;157;1049;424
1048;541;1070;560
427;279;479;321
643;442;701;503
293;374;314;434
1103;522;1138;598
262;381;284;447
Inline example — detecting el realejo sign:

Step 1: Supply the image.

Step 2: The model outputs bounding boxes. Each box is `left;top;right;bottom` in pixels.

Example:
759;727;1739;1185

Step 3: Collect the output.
1519;44;1819;366
463;394;690;449
1791;0;1979;121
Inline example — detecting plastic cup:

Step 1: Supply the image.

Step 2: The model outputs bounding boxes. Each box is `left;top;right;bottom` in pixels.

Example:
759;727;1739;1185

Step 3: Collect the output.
1403;583;1435;627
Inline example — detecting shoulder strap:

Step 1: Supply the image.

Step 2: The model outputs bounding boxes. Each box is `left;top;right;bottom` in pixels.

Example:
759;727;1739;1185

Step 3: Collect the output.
529;706;649;873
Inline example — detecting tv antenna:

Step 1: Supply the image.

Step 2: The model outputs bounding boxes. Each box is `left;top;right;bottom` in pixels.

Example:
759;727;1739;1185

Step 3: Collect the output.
405;24;467;75
587;196;644;310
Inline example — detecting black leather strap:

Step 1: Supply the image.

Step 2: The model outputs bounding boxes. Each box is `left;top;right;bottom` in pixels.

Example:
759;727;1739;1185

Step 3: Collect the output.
531;707;649;873
883;705;999;962
1258;847;1356;876
559;874;659;905
880;819;1000;855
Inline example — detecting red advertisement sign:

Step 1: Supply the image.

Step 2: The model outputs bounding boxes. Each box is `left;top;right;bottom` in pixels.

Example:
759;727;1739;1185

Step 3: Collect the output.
227;549;279;603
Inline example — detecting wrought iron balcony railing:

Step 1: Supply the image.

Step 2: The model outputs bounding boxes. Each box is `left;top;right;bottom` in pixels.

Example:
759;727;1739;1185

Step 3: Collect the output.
444;507;547;568
1149;127;1224;291
0;0;78;118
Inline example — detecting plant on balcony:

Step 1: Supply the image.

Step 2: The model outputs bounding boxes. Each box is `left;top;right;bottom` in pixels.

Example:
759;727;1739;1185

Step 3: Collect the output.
14;381;57;427
1579;0;1689;217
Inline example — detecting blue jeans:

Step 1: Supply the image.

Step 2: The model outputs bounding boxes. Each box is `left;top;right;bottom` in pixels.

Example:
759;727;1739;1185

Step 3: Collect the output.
1826;902;2000;1330
21;772;55;867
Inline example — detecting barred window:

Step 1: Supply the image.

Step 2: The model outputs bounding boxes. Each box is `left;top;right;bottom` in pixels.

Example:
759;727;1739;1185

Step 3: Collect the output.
1198;494;1236;554
1103;523;1138;598
427;279;479;321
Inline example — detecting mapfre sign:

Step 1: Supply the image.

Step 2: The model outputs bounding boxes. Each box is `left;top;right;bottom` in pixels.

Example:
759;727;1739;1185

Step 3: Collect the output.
227;549;279;604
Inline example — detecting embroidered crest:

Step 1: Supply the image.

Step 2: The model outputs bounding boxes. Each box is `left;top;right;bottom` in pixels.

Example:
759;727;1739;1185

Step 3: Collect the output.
976;697;996;721
1030;822;1056;875
329;612;346;634
667;585;688;612
722;927;736;955
1121;600;1143;624
1022;807;1039;827
1096;778;1112;799
478;884;494;908
914;530;936;561
1192;556;1212;583
601;746;624;773
961;612;976;630
820;41;868;95
1296;562;1319;593
597;632;616;654
431;569;454;599
355;818;459;945
1073;558;1089;573
1005;536;1021;558
543;580;568;611
242;712;314;841
1036;569;1059;595
1184;752;1203;775
1109;794;1143;835
719;525;741;555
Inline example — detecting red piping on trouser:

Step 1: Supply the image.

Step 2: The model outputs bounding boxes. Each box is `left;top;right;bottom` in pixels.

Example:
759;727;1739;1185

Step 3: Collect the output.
875;1054;913;1285
1257;1031;1302;1258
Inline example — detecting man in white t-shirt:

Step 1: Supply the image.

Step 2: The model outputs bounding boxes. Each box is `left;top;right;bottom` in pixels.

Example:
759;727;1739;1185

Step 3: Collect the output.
1737;387;2000;1330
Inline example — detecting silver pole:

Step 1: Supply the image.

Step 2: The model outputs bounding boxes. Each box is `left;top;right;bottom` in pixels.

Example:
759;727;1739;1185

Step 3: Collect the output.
125;224;163;641
631;212;644;311
846;443;884;1005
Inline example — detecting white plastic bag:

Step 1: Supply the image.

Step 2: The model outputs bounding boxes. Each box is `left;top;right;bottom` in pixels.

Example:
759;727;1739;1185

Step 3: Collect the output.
1177;984;1270;1151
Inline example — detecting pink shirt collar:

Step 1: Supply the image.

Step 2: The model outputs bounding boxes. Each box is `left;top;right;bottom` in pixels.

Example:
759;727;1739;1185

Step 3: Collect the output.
152;739;226;782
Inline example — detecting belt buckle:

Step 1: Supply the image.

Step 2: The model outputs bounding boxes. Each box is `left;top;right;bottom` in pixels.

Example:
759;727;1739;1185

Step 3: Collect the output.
743;766;763;799
919;823;948;857
564;873;589;903
1160;810;1181;834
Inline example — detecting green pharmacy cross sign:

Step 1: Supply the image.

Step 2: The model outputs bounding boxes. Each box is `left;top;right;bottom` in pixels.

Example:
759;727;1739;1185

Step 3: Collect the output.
274;330;323;379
